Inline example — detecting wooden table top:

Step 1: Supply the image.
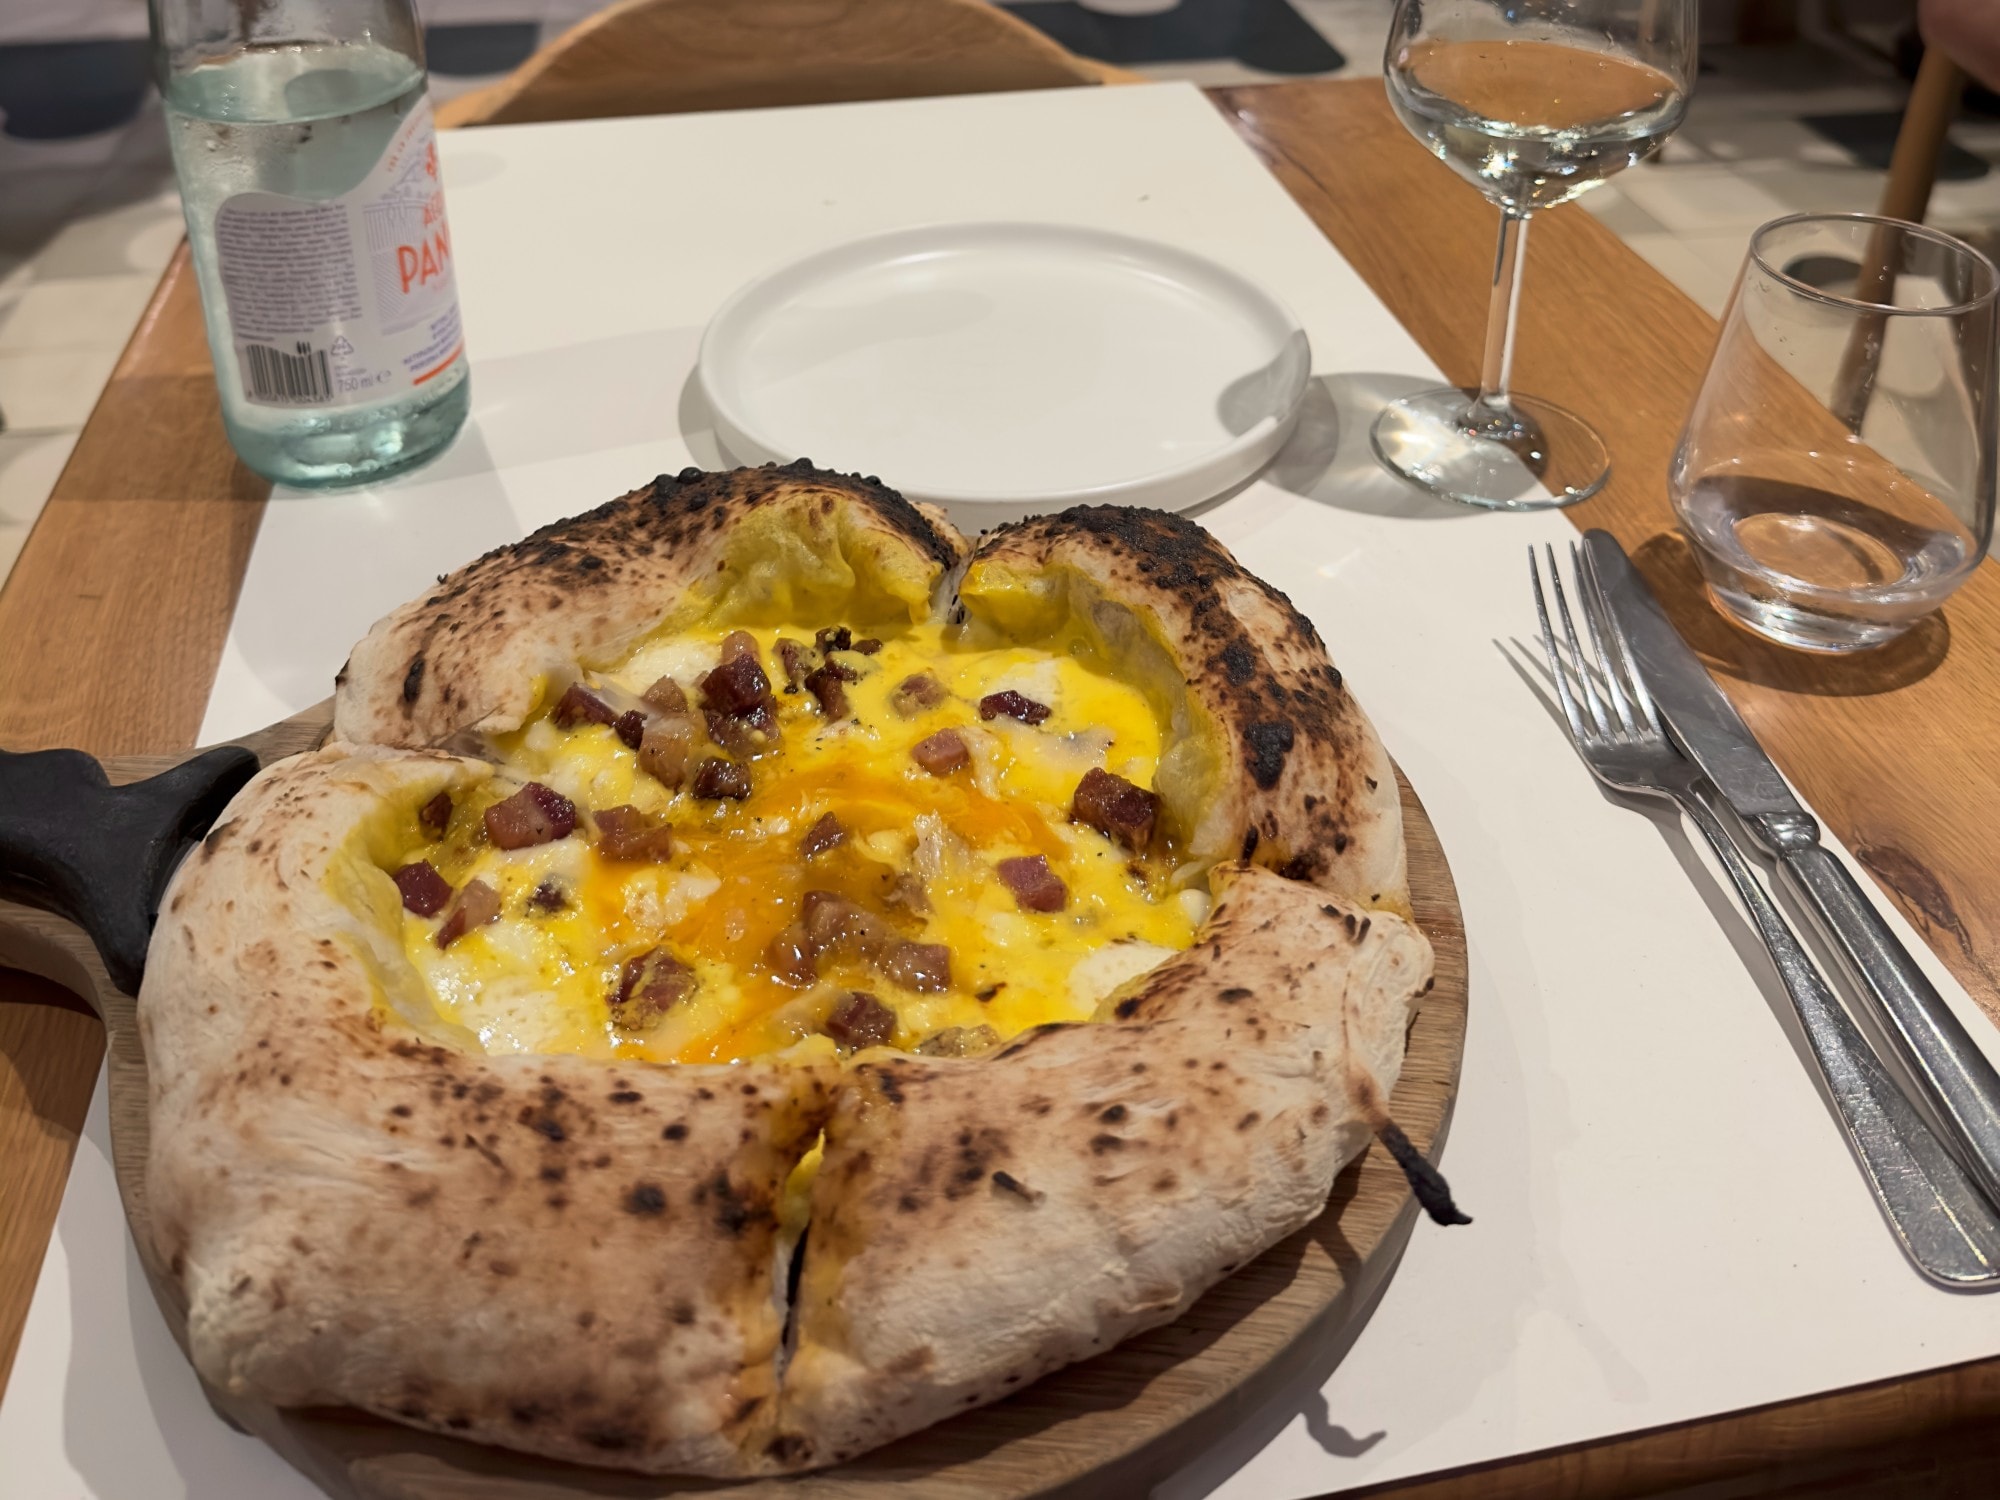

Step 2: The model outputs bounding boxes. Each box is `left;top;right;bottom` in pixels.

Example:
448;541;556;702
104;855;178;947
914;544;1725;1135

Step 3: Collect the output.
4;75;2000;1498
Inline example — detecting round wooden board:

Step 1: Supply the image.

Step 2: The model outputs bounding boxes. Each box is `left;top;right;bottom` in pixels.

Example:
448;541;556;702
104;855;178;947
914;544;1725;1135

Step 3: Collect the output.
0;702;1467;1500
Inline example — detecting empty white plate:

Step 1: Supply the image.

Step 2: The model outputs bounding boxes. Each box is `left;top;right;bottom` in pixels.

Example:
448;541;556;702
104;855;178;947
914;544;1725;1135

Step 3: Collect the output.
696;223;1311;520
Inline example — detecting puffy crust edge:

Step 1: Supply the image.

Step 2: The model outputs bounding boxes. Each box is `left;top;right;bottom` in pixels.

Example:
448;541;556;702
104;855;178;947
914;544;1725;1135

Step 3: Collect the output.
157;469;1436;1476
772;864;1432;1467
961;505;1408;913
139;745;838;1476
332;462;972;749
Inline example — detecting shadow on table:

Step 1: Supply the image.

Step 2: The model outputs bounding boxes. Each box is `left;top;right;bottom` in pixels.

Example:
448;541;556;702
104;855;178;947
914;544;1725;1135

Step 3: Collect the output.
677;369;731;473
1141;1227;1400;1500
1263;372;1483;522
1629;530;1951;698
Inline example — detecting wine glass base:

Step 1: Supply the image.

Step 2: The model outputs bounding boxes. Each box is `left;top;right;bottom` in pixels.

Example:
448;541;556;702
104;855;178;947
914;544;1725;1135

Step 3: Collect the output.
1370;387;1611;511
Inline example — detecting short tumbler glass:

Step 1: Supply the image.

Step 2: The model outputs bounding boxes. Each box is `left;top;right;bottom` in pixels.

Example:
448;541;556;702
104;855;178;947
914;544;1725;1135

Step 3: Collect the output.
1669;213;1998;652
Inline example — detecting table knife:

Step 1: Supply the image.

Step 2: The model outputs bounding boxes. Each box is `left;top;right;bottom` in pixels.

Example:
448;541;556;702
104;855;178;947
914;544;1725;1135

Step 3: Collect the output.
1582;529;2000;1214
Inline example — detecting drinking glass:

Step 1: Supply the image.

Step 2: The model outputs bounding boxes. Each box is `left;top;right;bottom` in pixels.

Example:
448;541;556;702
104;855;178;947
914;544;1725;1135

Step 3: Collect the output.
1670;213;1998;652
1373;0;1696;509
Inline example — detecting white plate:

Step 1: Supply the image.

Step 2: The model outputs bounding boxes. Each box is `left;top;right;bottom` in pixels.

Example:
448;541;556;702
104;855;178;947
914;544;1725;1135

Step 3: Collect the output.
696;222;1311;520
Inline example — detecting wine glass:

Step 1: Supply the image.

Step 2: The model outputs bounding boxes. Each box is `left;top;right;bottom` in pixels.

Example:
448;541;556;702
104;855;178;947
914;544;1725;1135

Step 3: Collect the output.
1372;0;1697;510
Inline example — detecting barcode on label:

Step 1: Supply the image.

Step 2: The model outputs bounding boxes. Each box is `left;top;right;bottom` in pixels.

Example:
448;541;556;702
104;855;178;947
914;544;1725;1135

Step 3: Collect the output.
240;340;333;406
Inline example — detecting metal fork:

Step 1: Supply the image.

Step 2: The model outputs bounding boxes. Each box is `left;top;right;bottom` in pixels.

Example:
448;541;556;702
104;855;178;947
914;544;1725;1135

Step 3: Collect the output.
1530;542;2000;1289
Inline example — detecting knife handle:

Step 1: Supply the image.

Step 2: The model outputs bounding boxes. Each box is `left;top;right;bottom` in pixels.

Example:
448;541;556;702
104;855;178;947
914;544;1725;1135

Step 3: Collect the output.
1778;845;2000;1213
1683;783;2000;1288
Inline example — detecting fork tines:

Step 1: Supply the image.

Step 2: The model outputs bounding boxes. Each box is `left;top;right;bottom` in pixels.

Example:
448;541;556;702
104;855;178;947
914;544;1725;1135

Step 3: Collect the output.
1530;542;1663;748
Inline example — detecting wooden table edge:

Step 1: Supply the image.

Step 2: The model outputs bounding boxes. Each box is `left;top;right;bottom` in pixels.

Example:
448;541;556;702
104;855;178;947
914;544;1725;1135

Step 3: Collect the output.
3;72;1999;1500
1328;1347;2000;1500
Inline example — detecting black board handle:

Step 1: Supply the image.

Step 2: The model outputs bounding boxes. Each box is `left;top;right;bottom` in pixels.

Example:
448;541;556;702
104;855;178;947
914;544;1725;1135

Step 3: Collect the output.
0;745;259;995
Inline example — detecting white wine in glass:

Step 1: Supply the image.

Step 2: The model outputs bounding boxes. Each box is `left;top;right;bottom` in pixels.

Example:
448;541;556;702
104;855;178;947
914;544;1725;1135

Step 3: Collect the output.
1372;3;1696;509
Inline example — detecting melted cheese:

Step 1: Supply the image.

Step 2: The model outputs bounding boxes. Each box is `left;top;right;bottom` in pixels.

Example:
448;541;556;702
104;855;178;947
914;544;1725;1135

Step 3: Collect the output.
384;622;1197;1064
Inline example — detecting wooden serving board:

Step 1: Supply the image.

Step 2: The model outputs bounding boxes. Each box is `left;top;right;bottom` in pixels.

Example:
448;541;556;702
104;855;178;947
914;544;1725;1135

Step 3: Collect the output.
0;701;1467;1500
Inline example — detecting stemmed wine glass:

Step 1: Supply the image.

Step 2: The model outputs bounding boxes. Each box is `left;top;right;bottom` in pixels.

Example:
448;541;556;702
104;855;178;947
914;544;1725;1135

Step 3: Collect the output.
1372;0;1697;509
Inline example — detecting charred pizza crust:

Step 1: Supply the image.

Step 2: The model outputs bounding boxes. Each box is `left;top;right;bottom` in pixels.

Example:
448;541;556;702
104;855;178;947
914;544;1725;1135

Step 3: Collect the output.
333;464;969;749
144;462;1439;1476
962;505;1405;910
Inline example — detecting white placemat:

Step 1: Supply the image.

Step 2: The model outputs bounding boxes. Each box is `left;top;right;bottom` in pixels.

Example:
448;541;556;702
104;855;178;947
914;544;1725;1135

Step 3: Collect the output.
7;82;2000;1500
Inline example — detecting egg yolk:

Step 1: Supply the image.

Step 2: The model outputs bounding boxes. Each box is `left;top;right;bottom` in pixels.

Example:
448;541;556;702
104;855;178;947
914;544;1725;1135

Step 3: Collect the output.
382;621;1202;1065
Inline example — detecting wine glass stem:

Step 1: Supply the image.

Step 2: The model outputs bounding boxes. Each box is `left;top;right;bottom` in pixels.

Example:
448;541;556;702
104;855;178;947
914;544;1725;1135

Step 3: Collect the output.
1470;208;1532;431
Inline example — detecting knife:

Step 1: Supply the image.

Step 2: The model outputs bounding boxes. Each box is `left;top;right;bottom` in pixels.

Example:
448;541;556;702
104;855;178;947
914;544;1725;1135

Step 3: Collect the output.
1583;529;2000;1214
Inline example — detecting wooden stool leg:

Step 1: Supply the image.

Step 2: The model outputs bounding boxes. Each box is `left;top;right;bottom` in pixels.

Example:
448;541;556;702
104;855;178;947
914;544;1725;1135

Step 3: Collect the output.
1828;47;1966;429
1878;45;1966;226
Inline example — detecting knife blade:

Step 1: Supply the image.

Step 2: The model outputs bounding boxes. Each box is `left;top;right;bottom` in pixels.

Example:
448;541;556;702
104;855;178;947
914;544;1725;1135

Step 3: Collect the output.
1582;528;2000;1215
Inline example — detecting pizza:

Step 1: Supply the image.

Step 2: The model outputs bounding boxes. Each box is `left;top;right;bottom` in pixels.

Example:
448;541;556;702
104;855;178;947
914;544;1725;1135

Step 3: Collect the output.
138;462;1451;1477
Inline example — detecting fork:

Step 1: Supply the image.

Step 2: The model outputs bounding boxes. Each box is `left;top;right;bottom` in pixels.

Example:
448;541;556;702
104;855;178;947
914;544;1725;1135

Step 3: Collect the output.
1530;542;2000;1289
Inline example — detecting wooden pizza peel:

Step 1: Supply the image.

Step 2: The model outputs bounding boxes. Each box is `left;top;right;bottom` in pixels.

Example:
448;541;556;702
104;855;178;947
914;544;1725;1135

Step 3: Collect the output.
0;702;1467;1499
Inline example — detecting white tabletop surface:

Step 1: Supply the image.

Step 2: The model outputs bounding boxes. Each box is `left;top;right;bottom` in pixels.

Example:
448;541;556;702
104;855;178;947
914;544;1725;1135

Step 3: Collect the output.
6;81;2000;1500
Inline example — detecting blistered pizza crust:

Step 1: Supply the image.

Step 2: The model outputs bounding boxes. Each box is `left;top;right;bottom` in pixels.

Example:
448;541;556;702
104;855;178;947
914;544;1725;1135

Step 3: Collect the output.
142;463;1434;1476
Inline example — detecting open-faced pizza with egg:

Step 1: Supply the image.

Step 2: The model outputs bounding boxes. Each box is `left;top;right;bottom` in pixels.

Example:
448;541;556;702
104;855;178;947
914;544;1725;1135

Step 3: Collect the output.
139;461;1458;1477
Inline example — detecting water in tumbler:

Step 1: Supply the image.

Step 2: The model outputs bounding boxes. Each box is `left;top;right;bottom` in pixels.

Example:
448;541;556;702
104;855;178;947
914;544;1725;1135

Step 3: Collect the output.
1676;472;1978;651
162;39;469;487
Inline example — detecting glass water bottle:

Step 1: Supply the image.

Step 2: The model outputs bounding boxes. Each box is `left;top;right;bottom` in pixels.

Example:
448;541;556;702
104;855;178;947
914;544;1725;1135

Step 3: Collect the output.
150;0;470;488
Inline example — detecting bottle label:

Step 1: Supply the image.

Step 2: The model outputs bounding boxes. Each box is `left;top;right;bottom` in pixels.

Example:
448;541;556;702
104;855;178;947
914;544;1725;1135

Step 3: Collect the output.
213;96;464;409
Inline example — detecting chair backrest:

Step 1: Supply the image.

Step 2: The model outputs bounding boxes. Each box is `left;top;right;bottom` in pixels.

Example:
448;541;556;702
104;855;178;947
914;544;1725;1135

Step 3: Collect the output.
434;0;1131;129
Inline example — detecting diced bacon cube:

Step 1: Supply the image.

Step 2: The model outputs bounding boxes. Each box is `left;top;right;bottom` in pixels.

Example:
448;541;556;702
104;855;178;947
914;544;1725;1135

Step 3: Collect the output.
775;638;812;690
435;879;500;948
706;701;780;756
1070;767;1160;853
484;782;578;849
979;690;1051;726
638;716;698;790
804;663;850;718
997;854;1068;912
764;922;818;987
891;673;947;716
800;890;891;958
392;860;452;916
699;653;772;716
800;812;846;857
880;941;952;994
551;682;617;730
823;991;897;1050
642;676;688;713
593;805;675;862
692;757;752;800
910;728;970;776
612;947;695;1030
417;791;453;838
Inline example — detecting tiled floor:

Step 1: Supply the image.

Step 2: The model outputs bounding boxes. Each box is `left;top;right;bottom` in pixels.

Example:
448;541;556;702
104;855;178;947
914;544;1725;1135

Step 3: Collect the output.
1;4;1997;593
0;90;191;579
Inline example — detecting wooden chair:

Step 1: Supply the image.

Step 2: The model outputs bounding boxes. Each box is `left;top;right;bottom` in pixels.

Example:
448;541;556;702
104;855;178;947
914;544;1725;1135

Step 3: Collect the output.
1828;46;1968;425
433;0;1137;129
